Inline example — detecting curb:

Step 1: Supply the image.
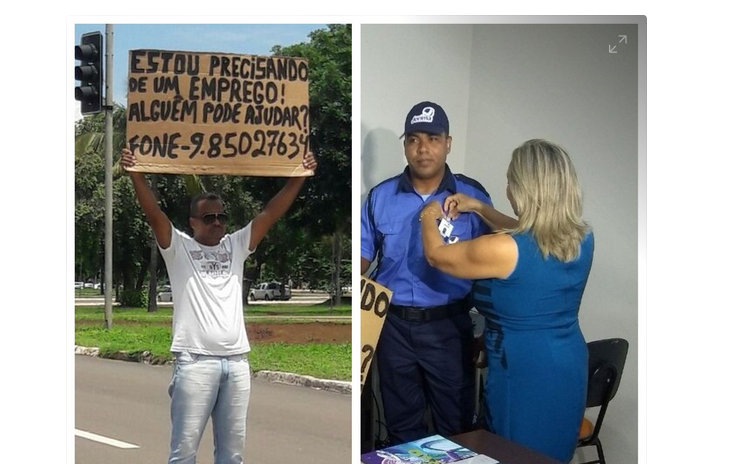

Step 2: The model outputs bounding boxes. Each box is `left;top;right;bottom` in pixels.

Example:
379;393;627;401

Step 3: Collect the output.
74;346;352;395
253;371;351;395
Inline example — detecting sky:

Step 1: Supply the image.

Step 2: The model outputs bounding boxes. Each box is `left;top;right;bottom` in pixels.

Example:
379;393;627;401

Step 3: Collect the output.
74;23;327;118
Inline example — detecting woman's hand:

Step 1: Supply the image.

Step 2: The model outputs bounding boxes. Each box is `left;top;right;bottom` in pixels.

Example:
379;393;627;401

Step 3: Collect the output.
443;193;480;219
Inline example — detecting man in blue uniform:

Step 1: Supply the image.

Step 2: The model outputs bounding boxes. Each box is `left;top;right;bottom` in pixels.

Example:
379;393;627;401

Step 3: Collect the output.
360;101;493;445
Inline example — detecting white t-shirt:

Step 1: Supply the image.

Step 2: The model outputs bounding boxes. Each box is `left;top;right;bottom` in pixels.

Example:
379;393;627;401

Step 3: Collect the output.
159;223;254;355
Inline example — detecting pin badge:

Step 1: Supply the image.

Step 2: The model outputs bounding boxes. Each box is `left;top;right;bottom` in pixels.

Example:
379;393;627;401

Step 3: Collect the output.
438;218;454;238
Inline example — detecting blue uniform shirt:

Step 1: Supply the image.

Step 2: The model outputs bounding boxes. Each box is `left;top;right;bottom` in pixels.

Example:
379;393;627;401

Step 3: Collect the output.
361;165;493;307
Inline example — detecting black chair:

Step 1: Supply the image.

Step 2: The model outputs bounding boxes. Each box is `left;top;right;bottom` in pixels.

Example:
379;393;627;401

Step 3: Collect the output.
575;338;629;464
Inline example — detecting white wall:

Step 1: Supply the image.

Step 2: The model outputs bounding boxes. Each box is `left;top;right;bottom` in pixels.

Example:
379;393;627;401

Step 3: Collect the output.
361;24;474;204
361;23;639;464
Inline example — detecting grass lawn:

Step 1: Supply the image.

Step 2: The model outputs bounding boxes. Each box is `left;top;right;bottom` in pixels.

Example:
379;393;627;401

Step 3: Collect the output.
74;288;102;297
75;305;352;381
75;305;351;322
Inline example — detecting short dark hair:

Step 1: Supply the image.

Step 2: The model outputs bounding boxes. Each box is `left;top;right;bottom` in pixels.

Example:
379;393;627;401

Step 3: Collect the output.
190;192;224;217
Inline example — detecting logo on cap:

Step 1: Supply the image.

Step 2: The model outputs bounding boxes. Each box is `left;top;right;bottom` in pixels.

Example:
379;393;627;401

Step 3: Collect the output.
404;101;449;136
411;107;436;125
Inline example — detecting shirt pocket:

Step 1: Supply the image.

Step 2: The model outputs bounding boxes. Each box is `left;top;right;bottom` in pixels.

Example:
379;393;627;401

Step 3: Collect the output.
447;220;471;244
376;220;408;259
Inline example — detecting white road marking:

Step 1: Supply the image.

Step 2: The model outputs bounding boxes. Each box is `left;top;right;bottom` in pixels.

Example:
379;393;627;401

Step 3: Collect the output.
75;429;140;449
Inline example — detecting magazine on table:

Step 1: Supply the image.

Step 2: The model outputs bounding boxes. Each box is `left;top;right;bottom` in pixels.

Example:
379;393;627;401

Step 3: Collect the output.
361;434;501;464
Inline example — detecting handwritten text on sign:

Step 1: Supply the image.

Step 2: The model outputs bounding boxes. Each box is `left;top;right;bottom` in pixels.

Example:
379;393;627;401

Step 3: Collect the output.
361;277;392;393
126;50;311;176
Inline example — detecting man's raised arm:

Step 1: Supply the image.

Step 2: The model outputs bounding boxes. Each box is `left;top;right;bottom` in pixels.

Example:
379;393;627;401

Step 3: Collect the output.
120;148;173;249
249;152;317;250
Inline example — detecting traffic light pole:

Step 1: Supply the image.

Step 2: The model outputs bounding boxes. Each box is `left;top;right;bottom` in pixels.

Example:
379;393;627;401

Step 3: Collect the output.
104;24;114;329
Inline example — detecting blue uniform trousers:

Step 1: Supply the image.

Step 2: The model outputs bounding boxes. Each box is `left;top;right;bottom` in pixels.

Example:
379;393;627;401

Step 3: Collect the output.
376;310;475;445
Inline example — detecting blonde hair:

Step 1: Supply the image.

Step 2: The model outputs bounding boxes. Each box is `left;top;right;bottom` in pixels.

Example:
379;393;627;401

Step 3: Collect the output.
506;139;590;262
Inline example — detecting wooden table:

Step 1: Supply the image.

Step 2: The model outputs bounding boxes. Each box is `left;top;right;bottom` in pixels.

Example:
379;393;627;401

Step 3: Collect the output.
450;429;563;464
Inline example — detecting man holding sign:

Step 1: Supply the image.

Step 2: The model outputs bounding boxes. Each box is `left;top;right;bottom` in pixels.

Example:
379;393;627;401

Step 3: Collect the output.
121;147;316;464
360;101;492;445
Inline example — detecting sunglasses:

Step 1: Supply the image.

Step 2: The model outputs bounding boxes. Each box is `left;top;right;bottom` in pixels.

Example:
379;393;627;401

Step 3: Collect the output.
198;213;228;225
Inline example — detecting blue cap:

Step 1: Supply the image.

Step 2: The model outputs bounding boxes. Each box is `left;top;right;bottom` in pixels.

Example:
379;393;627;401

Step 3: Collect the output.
403;101;449;136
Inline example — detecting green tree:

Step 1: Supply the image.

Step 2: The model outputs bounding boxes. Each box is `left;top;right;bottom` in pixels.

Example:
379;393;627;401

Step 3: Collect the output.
272;24;352;304
75;144;104;286
75;104;127;291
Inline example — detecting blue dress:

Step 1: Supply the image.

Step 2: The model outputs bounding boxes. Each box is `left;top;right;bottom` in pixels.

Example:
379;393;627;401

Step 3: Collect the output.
472;231;594;463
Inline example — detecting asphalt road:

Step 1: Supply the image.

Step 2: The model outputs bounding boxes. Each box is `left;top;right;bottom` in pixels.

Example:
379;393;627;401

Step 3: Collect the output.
75;355;352;464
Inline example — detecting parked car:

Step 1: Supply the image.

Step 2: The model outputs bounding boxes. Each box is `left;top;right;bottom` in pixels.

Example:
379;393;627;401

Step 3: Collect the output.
74;282;84;289
248;282;291;301
157;285;173;302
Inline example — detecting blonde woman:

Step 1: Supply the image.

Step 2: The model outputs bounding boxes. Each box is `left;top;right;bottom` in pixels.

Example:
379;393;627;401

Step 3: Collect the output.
420;139;593;463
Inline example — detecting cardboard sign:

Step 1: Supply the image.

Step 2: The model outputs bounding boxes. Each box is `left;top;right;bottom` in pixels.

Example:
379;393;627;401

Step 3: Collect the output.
125;50;311;177
360;276;392;393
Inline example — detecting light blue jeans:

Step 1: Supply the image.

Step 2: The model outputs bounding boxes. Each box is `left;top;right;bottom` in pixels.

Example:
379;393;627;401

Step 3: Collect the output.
168;351;251;464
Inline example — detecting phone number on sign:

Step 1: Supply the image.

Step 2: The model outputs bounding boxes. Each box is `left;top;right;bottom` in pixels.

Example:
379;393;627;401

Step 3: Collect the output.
128;130;308;160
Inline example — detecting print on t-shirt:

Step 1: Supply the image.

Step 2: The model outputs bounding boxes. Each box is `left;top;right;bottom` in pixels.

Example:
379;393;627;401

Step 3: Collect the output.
189;248;232;279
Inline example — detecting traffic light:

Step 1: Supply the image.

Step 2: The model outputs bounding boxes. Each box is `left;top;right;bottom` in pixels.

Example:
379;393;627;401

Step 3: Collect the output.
75;32;103;115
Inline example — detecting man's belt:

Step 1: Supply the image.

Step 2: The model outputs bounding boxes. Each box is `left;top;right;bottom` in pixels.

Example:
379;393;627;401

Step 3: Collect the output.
389;301;468;323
